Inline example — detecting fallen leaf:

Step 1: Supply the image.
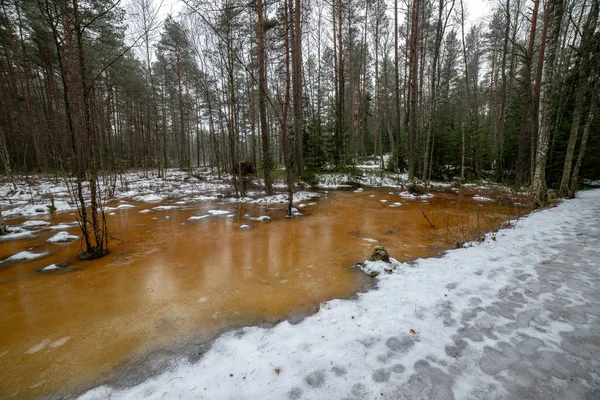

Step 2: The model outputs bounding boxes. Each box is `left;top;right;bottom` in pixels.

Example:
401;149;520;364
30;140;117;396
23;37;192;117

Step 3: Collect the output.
229;374;233;377
351;316;355;319
409;329;418;334
275;368;281;375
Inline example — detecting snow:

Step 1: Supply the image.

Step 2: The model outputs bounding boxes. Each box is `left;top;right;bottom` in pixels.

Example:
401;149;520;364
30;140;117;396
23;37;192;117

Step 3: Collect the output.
21;220;51;227
26;339;51;354
41;264;60;271
188;215;210;221
3;200;74;217
132;194;164;202
152;205;179;211
2;251;49;263
0;228;35;241
49;336;71;348
80;189;600;400
49;223;78;230
472;195;494;202
207;210;231;215
239;225;251;230
138;209;152;214
233;191;320;204
317;173;405;189
47;231;79;243
398;191;435;199
360;257;402;276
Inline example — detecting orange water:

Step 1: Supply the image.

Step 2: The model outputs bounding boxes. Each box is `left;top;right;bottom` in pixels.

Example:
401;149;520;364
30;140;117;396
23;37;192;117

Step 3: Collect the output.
0;188;526;398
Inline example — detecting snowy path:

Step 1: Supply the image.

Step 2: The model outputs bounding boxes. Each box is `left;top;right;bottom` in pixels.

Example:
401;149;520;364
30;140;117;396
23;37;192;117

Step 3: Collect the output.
82;190;600;400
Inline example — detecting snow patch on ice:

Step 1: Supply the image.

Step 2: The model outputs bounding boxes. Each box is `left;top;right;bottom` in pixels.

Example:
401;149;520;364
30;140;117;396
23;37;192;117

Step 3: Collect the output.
133;194;164;202
41;264;60;272
2;250;49;263
49;336;71;348
49;223;78;230
152;205;179;211
207;210;231;215
0;228;35;241
26;339;51;354
22;220;51;227
47;231;79;243
188;215;210;221
398;191;434;199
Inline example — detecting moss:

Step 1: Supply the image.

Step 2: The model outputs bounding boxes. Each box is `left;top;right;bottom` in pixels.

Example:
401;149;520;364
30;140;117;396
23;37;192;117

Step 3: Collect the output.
370;246;390;262
369;271;380;277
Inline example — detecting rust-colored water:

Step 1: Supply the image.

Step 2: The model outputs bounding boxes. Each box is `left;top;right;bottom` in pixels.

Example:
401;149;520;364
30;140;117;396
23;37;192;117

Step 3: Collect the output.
0;188;526;398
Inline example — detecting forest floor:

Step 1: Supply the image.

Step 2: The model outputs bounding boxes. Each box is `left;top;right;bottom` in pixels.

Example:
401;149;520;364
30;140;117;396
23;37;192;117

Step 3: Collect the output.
0;160;514;219
73;188;600;399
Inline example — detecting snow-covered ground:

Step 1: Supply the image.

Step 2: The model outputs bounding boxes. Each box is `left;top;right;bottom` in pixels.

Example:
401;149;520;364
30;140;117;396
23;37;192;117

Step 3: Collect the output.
0;162;522;219
80;190;600;399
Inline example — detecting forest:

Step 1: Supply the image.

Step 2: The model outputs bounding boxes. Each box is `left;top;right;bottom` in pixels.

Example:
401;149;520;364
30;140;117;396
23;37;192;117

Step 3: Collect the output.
0;0;599;237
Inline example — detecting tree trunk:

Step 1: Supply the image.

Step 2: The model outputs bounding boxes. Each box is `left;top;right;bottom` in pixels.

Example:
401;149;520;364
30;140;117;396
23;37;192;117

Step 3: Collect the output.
568;72;598;198
532;0;563;206
558;0;598;197
515;0;539;187
407;0;420;180
292;0;303;177
257;0;273;195
73;0;108;257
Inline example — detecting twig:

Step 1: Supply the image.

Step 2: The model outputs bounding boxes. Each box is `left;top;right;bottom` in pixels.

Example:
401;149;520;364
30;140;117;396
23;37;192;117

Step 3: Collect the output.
420;209;435;228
